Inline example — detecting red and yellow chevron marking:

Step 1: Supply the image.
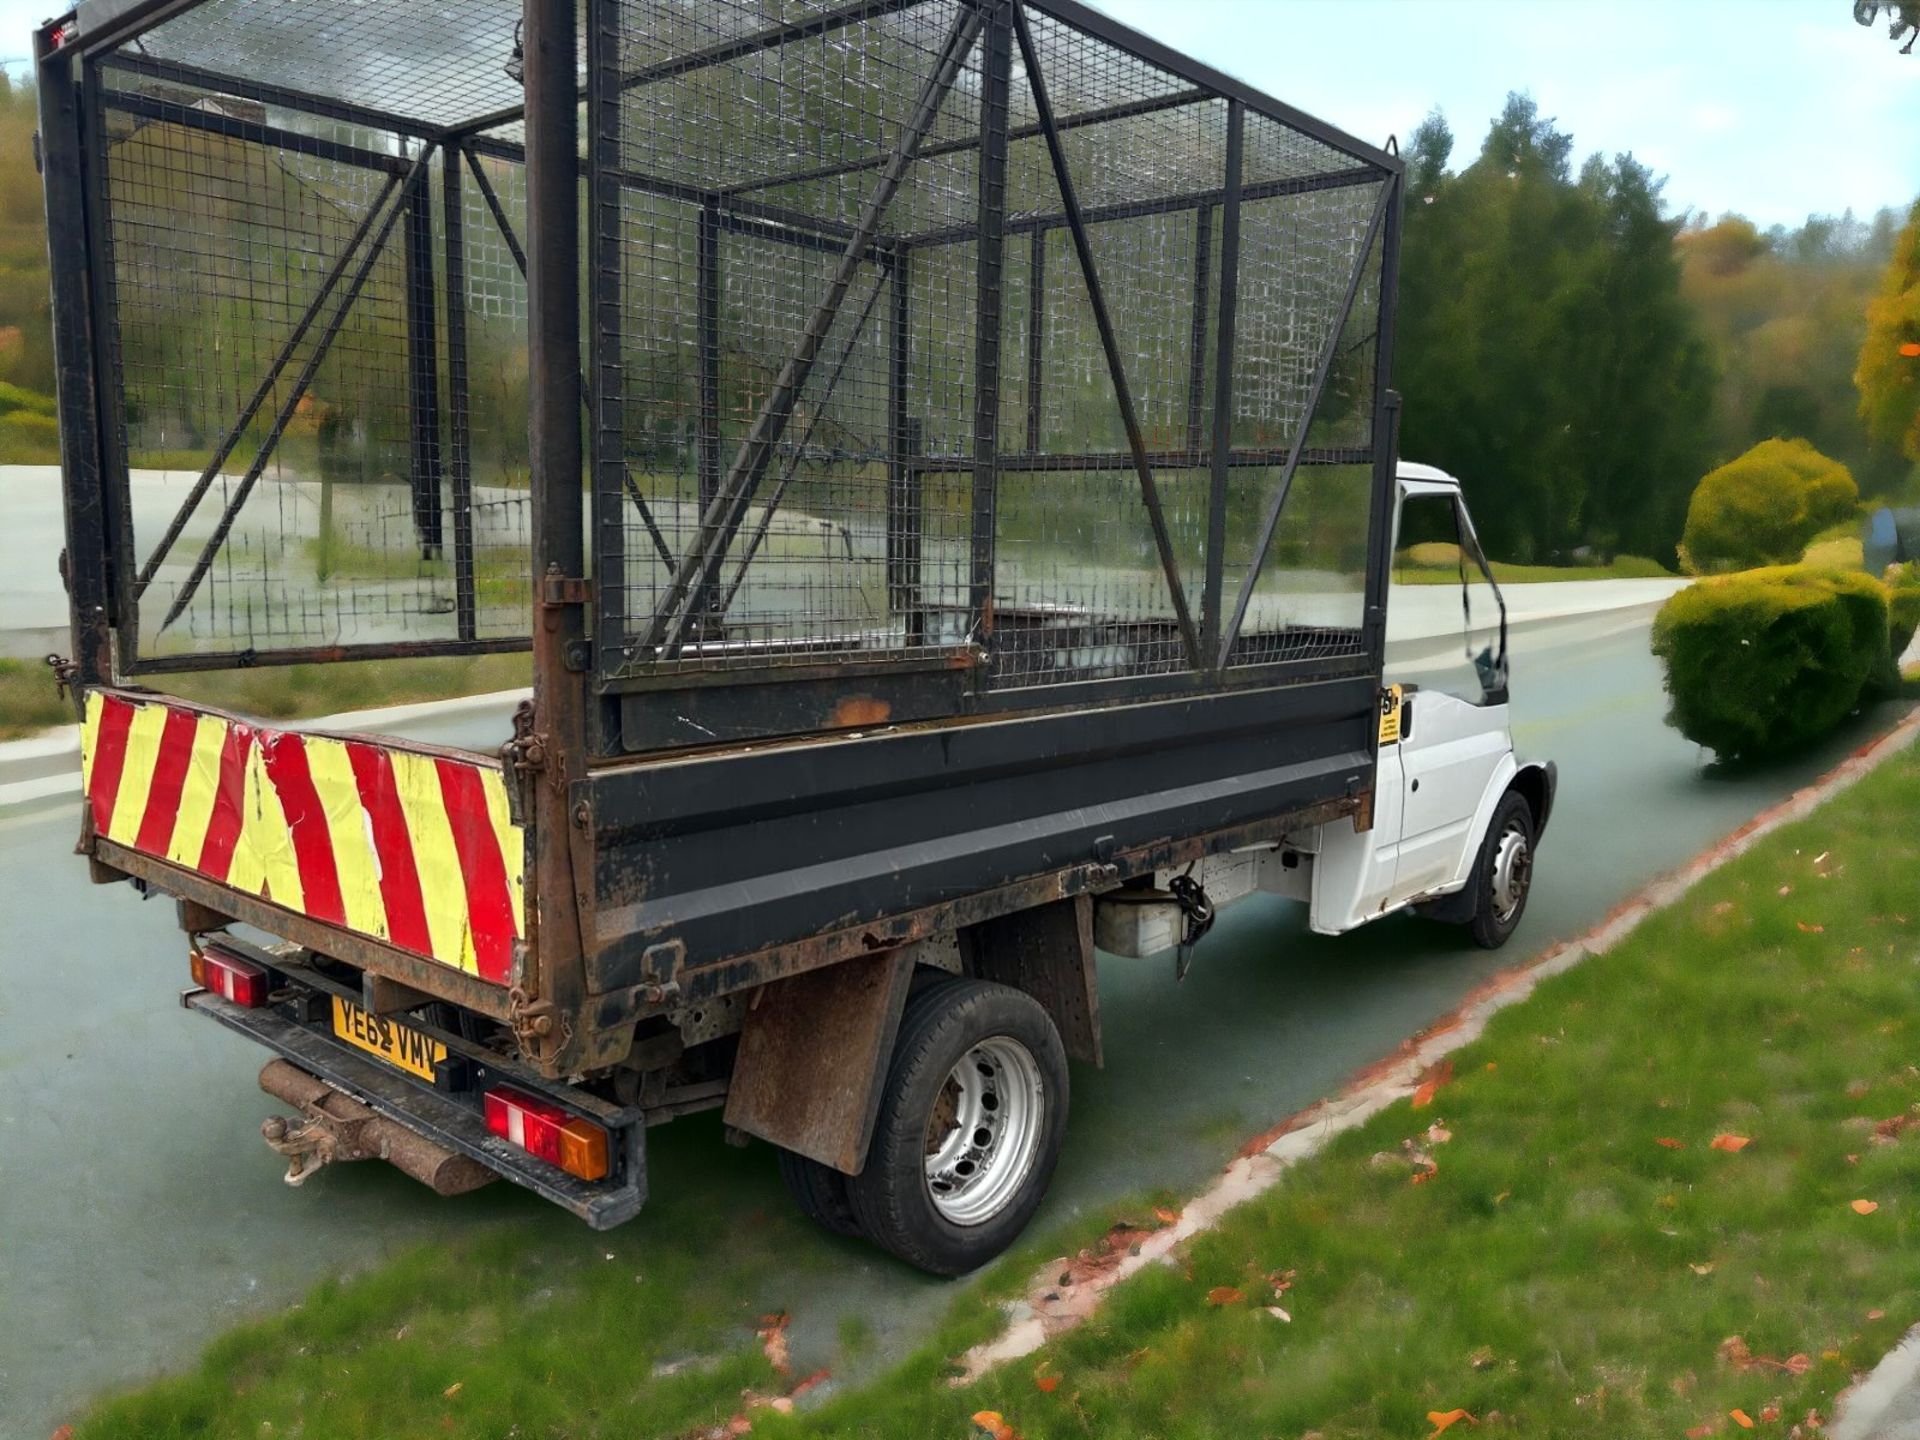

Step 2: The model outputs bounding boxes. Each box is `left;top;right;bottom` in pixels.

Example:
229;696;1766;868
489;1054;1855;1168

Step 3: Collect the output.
81;690;525;983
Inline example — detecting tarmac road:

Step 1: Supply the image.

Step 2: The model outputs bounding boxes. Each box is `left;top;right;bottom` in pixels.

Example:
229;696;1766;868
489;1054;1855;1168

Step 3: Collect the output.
2;608;1912;1436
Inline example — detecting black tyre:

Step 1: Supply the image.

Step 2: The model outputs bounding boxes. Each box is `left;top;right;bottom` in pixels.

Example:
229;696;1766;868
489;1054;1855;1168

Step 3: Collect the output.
776;1148;865;1239
848;976;1069;1277
1467;790;1535;949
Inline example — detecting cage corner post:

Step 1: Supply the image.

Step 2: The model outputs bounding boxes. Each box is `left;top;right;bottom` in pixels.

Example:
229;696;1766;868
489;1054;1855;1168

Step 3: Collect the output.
37;20;114;697
1360;167;1404;680
522;0;593;1067
967;0;1013;660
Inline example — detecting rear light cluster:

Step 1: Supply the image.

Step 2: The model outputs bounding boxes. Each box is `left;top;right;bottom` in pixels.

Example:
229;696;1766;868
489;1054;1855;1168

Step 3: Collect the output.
484;1086;610;1181
191;944;271;1007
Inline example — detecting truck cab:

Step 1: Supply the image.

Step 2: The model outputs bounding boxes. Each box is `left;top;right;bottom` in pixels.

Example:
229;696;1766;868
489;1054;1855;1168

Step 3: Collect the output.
1312;462;1555;944
1097;462;1555;958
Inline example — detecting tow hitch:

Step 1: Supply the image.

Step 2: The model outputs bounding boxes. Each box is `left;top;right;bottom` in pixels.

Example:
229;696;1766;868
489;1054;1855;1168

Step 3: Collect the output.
258;1059;496;1196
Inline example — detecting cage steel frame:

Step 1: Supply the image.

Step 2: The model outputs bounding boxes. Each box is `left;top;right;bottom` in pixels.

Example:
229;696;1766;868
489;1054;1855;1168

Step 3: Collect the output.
39;0;1404;764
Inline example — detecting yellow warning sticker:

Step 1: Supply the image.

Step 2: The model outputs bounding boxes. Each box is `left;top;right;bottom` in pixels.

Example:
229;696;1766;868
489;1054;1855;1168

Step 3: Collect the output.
1378;684;1404;745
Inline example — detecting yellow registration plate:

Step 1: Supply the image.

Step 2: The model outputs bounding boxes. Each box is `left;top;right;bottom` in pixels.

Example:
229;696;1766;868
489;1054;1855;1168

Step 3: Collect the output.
330;996;446;1082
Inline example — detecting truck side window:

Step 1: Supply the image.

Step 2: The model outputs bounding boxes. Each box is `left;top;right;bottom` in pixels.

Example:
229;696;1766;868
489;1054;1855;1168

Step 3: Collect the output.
1386;492;1507;706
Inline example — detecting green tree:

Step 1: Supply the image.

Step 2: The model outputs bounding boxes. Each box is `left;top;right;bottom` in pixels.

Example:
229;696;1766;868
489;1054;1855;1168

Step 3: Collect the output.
1396;93;1714;564
1855;199;1920;464
1682;206;1905;495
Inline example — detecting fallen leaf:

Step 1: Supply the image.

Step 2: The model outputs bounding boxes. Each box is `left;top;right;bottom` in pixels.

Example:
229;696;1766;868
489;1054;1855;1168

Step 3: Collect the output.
1784;1354;1812;1375
1469;1346;1496;1370
50;1430;74;1440
1205;1286;1245;1306
1034;1373;1060;1394
1869;1309;1887;1320
1411;1161;1439;1184
1711;900;1736;916
1853;1199;1881;1215
1427;1409;1475;1436
1797;921;1825;933
1690;1263;1715;1275
1778;884;1792;896
1685;1426;1714;1439
1493;1190;1511;1205
1813;851;1829;865
1656;1137;1685;1149
1720;1336;1754;1369
1152;1207;1179;1225
1267;1269;1297;1295
1412;1060;1455;1110
1731;1409;1755;1429
1427;1123;1454;1145
972;1411;1017;1440
443;1382;463;1399
757;1313;792;1374
1760;1403;1781;1422
1710;1134;1751;1152
1265;1305;1292;1322
790;1369;832;1399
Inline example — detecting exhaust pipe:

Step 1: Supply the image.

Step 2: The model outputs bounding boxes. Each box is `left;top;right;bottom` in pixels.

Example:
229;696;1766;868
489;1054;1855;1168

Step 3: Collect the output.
258;1059;496;1197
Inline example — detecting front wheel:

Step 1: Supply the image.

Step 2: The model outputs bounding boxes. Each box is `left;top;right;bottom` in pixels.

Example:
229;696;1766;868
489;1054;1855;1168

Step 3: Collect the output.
1467;791;1535;949
848;976;1069;1276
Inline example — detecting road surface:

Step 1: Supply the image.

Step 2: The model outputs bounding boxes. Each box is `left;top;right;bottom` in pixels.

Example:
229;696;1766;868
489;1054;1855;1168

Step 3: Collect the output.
1;607;1909;1436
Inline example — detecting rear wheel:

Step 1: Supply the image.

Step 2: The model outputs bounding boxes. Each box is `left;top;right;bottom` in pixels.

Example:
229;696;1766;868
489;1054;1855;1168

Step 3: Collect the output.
848;976;1068;1276
1467;791;1535;949
776;1148;864;1239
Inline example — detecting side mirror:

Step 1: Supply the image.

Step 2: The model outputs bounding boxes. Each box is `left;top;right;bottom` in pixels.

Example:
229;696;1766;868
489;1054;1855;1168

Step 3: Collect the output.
1473;643;1506;696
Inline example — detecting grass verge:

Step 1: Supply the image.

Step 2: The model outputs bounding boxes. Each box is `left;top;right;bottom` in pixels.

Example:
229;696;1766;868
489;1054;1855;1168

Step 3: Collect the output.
0;656;71;739
1395;554;1676;586
771;741;1920;1439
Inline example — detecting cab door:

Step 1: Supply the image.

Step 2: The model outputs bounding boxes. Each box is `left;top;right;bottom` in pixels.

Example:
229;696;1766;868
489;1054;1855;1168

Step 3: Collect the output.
1383;482;1511;902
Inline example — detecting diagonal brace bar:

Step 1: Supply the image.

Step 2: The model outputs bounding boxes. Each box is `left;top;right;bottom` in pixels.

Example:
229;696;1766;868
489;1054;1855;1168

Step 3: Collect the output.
135;167;405;595
1215;177;1392;667
715;269;892;620
1011;0;1200;668
638;0;988;662
160;148;435;630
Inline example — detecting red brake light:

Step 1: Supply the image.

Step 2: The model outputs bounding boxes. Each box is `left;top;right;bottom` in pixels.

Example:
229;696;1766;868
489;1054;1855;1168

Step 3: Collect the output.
194;944;270;1007
484;1086;610;1181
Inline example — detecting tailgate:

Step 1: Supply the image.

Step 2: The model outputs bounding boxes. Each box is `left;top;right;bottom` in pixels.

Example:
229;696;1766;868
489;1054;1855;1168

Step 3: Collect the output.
81;689;524;986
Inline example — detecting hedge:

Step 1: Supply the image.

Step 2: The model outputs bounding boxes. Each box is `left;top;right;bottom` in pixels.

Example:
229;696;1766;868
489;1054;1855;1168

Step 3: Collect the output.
1888;561;1920;660
1651;564;1891;760
1678;438;1859;575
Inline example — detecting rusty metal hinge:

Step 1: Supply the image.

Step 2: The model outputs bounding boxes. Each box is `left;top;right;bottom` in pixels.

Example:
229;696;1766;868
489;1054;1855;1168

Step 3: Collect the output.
45;653;79;702
539;571;591;607
499;697;548;826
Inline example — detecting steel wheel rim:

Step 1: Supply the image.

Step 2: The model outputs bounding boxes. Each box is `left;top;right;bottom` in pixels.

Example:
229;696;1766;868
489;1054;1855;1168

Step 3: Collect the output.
923;1035;1046;1227
1490;821;1531;924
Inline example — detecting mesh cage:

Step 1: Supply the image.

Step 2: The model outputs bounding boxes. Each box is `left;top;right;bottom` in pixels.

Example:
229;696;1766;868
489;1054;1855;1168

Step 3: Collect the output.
68;0;1395;706
589;0;1395;698
83;0;534;668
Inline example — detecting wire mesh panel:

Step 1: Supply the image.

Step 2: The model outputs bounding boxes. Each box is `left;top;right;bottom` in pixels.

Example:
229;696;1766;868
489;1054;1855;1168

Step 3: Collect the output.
591;0;1397;711
85;0;533;668
71;0;1396;709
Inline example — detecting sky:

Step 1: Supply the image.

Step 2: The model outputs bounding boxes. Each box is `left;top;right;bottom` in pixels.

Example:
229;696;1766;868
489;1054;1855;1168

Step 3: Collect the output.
0;0;1909;229
1090;0;1918;230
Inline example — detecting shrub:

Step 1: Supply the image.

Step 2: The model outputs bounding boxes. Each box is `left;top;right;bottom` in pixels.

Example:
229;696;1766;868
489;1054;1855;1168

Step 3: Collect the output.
0;381;54;418
1401;541;1463;568
1678;438;1859;575
1888;561;1920;661
1651;564;1889;760
0;407;60;462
